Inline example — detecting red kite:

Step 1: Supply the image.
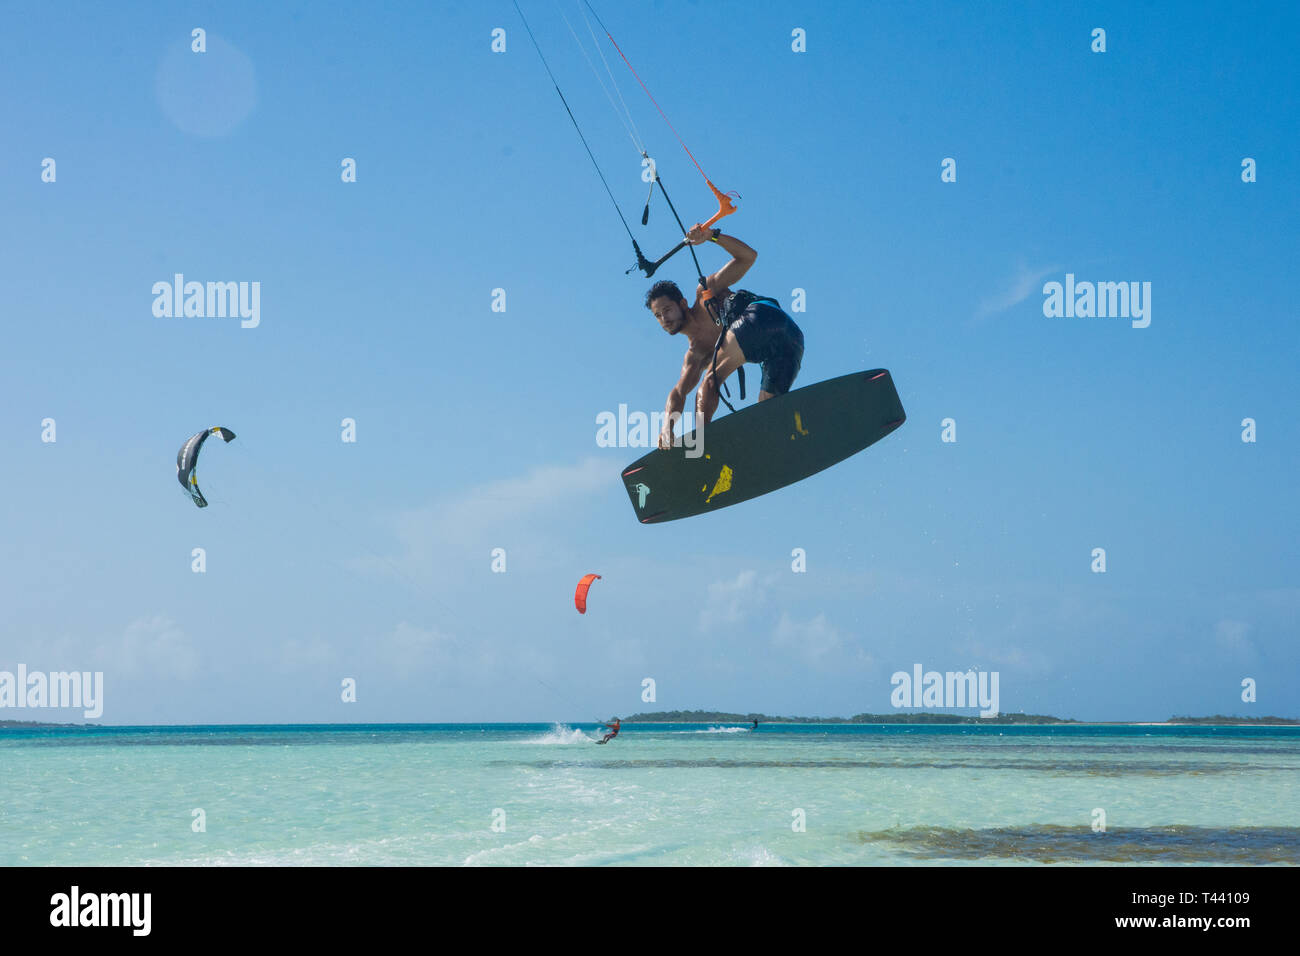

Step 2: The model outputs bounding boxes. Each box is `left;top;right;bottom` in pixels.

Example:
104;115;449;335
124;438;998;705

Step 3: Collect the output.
574;573;601;614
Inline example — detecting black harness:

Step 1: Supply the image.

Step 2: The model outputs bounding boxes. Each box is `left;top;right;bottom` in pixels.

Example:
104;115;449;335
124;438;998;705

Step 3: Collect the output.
708;288;780;413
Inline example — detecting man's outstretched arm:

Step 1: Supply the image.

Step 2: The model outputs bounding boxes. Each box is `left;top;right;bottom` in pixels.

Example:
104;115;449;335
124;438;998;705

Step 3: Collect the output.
660;348;708;450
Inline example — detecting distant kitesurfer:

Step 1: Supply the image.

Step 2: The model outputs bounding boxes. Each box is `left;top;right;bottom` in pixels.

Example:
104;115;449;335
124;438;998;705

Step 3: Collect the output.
752;718;758;730
646;227;804;451
599;718;621;744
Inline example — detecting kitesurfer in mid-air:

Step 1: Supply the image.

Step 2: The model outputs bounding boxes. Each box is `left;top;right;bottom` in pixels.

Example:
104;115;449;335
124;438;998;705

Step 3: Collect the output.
598;718;621;744
646;226;804;451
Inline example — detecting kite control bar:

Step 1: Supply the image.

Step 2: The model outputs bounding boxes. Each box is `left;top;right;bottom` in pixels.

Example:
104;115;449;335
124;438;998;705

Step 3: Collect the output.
626;180;739;278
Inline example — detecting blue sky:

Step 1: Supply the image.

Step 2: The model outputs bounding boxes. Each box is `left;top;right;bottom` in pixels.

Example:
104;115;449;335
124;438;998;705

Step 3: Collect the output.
1;1;1296;724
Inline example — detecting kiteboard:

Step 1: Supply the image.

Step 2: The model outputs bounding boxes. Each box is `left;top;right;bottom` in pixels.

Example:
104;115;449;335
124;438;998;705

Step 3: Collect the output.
621;369;905;523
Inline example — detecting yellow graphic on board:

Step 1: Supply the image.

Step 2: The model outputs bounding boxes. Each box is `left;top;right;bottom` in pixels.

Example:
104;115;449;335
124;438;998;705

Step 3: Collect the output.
705;465;734;503
791;411;810;440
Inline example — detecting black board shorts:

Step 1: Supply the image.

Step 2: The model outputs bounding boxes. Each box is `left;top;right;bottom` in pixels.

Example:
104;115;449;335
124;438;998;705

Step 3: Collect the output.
728;302;805;395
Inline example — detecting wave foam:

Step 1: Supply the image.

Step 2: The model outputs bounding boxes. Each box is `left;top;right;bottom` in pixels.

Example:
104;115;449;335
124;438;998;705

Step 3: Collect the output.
526;723;597;745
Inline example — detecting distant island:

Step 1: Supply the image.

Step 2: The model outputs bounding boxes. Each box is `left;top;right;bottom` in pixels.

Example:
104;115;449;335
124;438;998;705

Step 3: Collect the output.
1165;715;1299;725
620;711;1299;726
623;711;1072;724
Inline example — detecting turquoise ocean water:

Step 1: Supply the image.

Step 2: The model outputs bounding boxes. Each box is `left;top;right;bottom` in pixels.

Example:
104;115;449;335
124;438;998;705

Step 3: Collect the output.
2;723;1297;866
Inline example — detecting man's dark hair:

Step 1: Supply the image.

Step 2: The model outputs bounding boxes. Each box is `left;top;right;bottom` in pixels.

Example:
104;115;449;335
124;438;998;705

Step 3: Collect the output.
645;280;685;309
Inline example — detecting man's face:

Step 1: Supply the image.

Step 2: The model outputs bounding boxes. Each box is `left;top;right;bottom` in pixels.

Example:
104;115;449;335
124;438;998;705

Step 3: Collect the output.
649;296;687;334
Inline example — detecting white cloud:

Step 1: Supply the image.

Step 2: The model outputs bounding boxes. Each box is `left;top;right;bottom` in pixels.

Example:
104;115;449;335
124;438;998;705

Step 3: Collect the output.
274;637;342;678
376;457;612;579
1214;619;1255;657
374;619;458;677
9;615;200;688
975;260;1060;320
772;611;847;666
111;614;201;681
698;569;760;633
956;639;1054;678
